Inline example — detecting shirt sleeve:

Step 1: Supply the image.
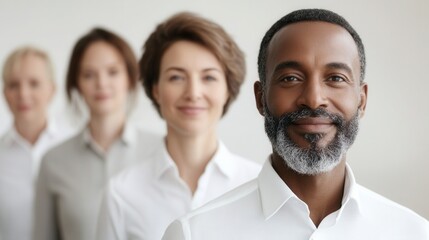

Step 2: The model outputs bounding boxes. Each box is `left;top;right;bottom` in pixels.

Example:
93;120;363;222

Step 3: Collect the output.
33;158;60;240
162;220;188;240
96;180;126;240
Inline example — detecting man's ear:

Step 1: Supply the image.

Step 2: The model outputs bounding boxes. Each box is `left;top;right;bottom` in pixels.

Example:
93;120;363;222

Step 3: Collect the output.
358;83;368;118
254;81;265;116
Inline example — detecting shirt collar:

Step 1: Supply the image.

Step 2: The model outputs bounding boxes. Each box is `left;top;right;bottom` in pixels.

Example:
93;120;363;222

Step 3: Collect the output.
121;123;137;145
81;122;136;146
207;141;235;179
258;157;362;220
154;139;176;178
44;120;59;138
2;127;21;147
2;121;58;148
338;163;362;216
154;140;234;179
258;158;297;220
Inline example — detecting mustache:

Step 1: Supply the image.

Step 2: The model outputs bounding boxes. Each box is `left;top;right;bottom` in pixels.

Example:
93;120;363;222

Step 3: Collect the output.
277;107;344;128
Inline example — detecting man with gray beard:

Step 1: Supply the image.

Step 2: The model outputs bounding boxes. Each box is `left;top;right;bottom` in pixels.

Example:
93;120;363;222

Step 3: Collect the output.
163;9;429;240
264;106;359;175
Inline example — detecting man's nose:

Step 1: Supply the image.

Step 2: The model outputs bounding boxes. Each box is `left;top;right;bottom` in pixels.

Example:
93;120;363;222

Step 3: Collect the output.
296;79;328;109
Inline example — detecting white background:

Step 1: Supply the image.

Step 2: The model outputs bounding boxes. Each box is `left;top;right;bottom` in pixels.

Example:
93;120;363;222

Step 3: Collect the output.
0;0;428;219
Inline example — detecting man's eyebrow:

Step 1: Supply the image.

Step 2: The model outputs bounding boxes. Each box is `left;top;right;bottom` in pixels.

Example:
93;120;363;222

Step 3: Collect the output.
326;62;353;76
273;61;302;74
271;61;355;79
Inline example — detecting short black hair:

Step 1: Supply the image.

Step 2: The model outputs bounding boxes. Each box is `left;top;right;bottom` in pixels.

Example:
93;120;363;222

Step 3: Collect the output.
257;8;366;86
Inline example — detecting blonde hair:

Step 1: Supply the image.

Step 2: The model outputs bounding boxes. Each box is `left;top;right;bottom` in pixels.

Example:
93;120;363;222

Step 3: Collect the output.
2;46;55;84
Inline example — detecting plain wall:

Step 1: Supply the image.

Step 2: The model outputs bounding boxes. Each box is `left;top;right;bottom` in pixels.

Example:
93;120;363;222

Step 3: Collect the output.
0;0;428;219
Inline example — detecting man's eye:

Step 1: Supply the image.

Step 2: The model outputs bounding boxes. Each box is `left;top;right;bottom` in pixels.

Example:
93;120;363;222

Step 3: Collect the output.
281;76;299;82
328;76;346;82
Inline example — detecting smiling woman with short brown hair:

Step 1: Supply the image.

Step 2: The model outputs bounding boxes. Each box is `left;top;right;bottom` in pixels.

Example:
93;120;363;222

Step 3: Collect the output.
96;12;261;240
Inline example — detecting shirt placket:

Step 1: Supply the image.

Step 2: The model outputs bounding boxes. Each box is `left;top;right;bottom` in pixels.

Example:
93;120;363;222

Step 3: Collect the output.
191;164;213;209
32;134;52;179
86;140;109;184
104;144;118;180
13;136;37;180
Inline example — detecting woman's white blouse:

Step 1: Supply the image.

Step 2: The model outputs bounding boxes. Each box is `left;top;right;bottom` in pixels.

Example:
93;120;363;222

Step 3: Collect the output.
96;140;262;240
0;122;70;240
33;125;161;240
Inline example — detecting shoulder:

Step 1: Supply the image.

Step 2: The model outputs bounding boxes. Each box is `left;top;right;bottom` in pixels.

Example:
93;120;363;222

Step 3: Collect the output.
48;120;76;141
0;130;9;143
0;131;9;149
107;157;158;199
229;152;261;170
163;180;260;240
44;131;81;158
0;132;11;159
181;179;259;222
111;162;150;188
40;132;83;170
357;184;429;233
220;143;262;177
133;127;163;144
0;127;15;148
132;128;163;154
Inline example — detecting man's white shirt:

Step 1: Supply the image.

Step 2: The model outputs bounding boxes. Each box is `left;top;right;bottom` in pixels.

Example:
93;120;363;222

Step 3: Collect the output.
163;159;429;240
96;140;261;240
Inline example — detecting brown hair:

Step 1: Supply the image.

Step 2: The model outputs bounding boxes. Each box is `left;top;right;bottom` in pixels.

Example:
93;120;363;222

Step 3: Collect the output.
140;12;246;116
66;27;138;101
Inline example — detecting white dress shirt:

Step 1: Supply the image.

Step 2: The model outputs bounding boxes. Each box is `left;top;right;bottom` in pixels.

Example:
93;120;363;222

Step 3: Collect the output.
96;140;261;240
33;124;162;240
163;159;429;240
0;122;70;240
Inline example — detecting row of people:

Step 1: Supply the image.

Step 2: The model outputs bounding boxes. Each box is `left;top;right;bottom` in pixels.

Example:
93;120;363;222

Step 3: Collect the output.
2;8;429;240
1;12;261;240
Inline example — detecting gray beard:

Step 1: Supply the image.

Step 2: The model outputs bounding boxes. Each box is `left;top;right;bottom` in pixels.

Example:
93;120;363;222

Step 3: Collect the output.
264;105;360;175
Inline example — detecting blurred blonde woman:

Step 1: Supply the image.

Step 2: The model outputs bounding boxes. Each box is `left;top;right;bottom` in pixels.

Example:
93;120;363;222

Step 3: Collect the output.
97;12;261;240
33;28;161;240
0;46;70;240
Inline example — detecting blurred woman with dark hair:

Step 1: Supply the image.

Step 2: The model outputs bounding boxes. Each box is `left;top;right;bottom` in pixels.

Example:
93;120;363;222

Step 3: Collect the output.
33;28;160;240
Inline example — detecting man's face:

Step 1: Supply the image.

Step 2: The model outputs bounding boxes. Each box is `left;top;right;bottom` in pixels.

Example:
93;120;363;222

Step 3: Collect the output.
255;21;368;175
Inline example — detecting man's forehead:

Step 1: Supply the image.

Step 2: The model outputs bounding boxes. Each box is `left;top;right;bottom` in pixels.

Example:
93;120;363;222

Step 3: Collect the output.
268;21;353;52
265;21;360;77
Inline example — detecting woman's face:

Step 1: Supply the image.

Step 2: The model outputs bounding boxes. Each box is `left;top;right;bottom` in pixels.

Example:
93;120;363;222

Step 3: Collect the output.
153;40;229;136
3;54;54;123
78;41;130;117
